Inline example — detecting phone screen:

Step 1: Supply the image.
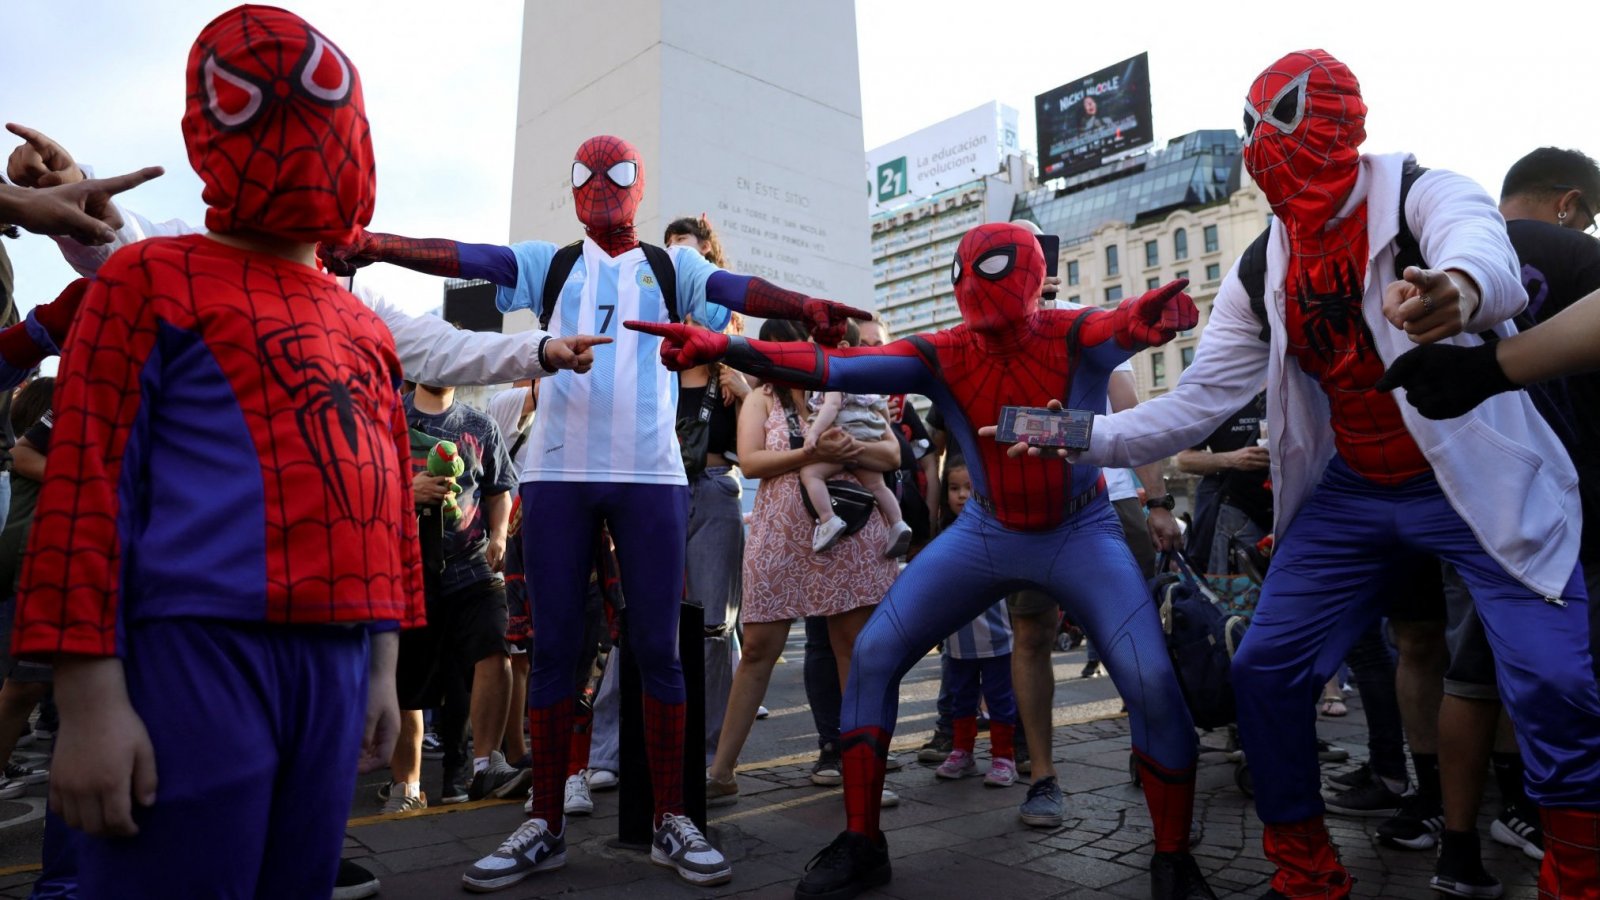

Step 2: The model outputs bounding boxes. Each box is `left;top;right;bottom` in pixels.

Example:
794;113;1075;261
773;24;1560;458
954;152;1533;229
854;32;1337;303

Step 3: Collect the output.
993;406;1094;451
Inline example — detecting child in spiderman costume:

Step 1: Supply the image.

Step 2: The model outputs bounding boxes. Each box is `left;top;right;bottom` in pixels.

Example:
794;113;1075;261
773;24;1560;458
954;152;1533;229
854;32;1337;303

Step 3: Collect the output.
10;7;424;899
631;221;1217;900
1062;50;1600;898
319;135;868;891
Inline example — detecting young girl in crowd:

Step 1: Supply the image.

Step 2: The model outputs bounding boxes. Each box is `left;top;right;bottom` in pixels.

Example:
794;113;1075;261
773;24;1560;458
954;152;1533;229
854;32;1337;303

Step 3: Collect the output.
932;456;1020;787
800;388;912;558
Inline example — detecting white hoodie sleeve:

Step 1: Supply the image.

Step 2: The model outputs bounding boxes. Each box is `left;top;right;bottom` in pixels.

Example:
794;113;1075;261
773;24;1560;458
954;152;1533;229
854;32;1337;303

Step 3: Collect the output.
357;284;557;386
1084;259;1272;468
1405;168;1526;333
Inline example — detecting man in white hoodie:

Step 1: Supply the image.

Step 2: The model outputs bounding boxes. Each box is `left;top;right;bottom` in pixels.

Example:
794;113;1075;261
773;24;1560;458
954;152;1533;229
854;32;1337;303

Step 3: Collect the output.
1034;50;1600;899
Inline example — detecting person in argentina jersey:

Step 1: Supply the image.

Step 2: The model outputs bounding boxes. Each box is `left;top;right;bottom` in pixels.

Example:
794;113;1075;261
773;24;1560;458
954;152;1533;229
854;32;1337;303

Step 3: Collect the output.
319;134;869;892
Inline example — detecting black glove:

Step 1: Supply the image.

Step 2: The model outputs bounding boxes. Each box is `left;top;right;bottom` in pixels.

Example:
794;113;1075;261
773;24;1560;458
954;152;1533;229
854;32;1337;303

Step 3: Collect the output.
1376;341;1517;420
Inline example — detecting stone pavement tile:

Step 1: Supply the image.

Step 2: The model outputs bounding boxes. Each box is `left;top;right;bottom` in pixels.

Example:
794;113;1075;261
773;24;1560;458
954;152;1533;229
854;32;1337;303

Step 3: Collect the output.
878;850;1065;900
420;802;529;841
1020;847;1149;890
926;805;1029;841
371;839;484;876
879;822;968;858
348;815;463;853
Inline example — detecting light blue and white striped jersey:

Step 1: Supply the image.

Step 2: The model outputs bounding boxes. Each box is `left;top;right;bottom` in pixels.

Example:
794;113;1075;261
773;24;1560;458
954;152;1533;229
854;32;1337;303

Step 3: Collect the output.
496;239;729;484
948;599;1014;660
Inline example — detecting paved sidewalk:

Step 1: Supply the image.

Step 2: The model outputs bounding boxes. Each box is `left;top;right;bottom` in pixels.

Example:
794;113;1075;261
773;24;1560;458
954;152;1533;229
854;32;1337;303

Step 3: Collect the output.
0;643;1542;899
345;701;1540;899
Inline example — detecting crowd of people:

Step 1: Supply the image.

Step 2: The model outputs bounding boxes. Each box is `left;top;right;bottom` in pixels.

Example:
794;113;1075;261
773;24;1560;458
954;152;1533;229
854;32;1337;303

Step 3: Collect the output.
0;9;1597;900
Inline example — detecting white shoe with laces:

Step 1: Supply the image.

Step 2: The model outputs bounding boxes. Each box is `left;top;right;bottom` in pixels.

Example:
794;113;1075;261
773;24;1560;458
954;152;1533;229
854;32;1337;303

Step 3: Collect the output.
651;813;732;885
461;818;566;893
563;771;594;816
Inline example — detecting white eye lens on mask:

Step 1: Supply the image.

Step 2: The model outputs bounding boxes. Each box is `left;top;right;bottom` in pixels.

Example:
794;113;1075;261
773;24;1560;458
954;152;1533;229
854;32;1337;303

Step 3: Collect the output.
571;161;593;188
606;161;638;188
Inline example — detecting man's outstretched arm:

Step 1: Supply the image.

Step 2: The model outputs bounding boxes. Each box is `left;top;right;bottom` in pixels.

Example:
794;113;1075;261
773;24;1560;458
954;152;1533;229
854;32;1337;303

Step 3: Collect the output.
625;321;935;396
702;270;870;346
320;229;520;286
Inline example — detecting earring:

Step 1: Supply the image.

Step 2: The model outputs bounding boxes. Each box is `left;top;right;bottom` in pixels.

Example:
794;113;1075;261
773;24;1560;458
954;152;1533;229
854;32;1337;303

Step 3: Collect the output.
1560;210;1569;220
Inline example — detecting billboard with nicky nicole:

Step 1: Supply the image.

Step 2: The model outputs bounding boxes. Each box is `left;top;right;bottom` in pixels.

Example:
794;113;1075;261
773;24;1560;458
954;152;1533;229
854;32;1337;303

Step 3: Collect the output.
866;101;1020;213
1035;52;1153;179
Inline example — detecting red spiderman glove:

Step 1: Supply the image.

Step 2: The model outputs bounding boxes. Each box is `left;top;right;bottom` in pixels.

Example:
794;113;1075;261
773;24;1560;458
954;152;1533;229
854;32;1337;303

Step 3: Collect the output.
318;228;378;277
1112;279;1196;349
802;298;872;346
0;277;90;369
625;321;730;371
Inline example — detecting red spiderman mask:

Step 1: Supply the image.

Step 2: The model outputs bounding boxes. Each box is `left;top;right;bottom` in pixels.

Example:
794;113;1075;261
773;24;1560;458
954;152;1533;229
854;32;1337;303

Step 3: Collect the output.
951;223;1045;345
572;136;644;255
1242;50;1366;232
182;5;375;245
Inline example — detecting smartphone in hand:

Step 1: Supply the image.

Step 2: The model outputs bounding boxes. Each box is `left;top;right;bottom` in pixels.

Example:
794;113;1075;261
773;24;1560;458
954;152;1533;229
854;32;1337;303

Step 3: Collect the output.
994;405;1094;451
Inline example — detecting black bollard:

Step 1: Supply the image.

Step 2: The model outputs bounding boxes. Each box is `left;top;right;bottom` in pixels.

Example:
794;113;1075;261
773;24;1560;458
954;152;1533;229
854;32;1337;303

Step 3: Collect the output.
617;602;707;847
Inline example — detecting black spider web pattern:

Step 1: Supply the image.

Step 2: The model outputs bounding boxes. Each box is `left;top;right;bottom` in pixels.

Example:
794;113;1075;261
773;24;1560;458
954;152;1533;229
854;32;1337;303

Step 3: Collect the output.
15;235;420;657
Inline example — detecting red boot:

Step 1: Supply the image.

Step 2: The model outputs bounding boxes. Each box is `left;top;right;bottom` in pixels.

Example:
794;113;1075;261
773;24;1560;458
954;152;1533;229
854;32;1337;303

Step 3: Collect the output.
1261;816;1352;899
1540;808;1600;899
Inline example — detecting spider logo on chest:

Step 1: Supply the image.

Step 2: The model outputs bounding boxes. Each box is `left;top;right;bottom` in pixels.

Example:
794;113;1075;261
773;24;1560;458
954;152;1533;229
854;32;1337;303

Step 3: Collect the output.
1292;261;1373;363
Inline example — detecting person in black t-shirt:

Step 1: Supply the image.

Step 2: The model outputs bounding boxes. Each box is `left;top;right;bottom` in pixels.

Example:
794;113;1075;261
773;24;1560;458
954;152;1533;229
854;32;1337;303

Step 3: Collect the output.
1374;147;1600;892
1175;392;1271;574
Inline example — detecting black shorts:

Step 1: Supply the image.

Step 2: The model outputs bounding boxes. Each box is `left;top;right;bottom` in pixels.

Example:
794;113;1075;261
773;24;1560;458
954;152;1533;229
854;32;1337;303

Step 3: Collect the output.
396;579;510;710
1384;560;1498;698
0;599;50;684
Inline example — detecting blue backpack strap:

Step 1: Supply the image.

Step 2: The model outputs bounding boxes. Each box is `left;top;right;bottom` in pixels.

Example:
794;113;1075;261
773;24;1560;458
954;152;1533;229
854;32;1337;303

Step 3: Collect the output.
638;242;680;324
539;240;585;331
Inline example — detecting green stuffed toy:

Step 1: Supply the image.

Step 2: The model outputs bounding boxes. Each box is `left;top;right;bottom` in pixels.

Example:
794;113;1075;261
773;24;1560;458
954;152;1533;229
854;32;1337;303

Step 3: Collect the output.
427;440;465;523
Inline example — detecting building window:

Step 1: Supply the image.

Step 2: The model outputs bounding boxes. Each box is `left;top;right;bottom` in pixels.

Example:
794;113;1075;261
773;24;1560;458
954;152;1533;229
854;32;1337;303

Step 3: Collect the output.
1144;240;1159;268
1176;269;1188;282
1105;245;1119;277
1206;263;1221;281
1067;295;1081;306
1146;277;1160;290
1203;224;1219;253
1105;285;1123;304
1173;228;1188;260
1152;353;1167;387
1181;346;1195;370
1066;259;1080;286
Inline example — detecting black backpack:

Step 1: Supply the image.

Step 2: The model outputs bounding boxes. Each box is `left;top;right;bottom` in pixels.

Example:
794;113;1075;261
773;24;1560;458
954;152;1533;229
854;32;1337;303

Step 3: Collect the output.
538;241;680;329
1152;552;1237;730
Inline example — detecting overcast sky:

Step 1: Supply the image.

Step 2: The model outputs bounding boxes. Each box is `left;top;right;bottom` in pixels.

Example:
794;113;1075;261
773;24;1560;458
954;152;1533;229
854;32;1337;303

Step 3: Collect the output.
5;0;1597;326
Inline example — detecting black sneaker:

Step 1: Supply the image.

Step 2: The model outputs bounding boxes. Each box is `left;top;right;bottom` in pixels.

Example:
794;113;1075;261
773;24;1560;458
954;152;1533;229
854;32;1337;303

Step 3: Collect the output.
1015;739;1032;775
1432;830;1503;899
1324;778;1407;818
1150;851;1219;900
3;760;48;785
440;766;470;805
1080;660;1101;679
1315;740;1349;762
470;751;533;801
811;745;843;786
916;732;952;763
1490;807;1544;861
332;860;381;900
1377;794;1445;850
1326;763;1373;790
795;831;890;899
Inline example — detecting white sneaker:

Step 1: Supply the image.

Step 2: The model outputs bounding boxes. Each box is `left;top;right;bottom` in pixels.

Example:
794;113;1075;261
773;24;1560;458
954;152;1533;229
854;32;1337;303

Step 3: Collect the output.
563;771;594;816
881;788;900;808
812;516;848;552
756;705;770;720
0;778;24;800
651;813;731;885
381;790;427;815
883;521;914;558
461;818;566;893
587;768;619;791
